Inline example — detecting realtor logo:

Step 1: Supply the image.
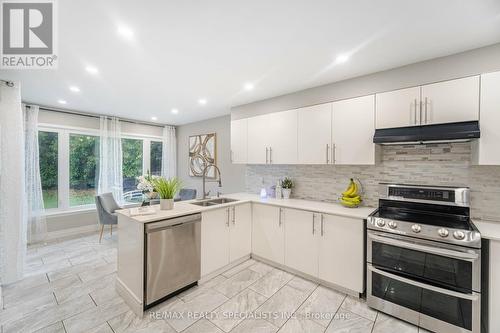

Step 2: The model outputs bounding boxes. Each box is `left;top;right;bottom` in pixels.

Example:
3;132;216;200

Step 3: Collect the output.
1;0;57;69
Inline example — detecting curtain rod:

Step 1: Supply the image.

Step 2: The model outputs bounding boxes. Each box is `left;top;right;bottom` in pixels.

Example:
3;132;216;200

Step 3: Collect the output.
24;103;172;128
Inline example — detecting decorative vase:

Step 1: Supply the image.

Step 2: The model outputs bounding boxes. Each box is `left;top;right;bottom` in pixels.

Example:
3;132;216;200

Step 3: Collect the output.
160;198;174;210
282;188;291;199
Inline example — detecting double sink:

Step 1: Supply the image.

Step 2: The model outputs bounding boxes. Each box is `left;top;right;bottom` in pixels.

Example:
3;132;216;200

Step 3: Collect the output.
190;197;239;207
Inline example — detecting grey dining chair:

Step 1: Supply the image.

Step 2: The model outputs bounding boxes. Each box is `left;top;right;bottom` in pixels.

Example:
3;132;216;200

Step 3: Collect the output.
174;188;197;201
95;192;121;243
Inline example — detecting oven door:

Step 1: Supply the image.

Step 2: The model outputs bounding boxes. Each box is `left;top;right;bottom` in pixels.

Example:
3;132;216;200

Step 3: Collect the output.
367;264;480;333
367;231;480;292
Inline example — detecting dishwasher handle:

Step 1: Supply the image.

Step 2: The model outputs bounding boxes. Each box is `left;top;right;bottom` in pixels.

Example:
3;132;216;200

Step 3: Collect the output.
145;213;202;233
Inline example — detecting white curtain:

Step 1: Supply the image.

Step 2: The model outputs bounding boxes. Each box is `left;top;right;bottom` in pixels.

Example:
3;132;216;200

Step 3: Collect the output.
23;104;47;243
161;125;177;179
97;116;123;203
0;81;26;284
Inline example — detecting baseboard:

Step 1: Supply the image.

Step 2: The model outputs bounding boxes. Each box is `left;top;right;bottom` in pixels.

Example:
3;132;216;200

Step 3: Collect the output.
116;276;144;318
32;224;100;244
250;254;361;298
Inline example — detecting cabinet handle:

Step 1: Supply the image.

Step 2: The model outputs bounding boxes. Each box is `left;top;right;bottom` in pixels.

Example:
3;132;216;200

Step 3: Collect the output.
312;214;315;235
326;144;330;164
332;144;336;164
232;206;236;225
269;147;272;164
321;214;324;236
413;99;417;124
419;100;423;125
265;147;268;164
425;97;428;124
279;208;282;227
226;208;230;227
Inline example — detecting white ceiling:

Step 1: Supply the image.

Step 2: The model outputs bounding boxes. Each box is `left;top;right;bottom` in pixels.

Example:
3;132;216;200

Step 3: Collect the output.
2;0;500;125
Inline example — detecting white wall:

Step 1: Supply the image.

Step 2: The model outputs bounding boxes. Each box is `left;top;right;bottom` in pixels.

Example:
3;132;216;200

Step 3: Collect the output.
176;115;246;198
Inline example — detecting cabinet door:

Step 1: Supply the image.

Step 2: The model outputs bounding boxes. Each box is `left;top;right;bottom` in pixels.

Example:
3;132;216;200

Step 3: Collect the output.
490;240;500;332
251;204;284;264
477;71;500;165
230;119;248;164
267;110;298;164
284;208;319;277
297;103;333;164
332;95;375;165
421;76;480;125
229;203;252;262
376;87;421;129
201;208;230;276
318;214;364;293
247;114;271;164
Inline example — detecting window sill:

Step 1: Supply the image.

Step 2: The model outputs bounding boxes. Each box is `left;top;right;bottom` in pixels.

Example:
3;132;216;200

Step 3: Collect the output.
42;202;141;217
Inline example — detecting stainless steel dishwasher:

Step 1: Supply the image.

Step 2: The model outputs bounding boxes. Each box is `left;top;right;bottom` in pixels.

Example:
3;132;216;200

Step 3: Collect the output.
144;213;201;308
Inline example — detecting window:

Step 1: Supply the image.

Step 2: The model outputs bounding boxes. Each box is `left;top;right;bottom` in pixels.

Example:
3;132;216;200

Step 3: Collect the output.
150;141;162;176
122;138;143;202
39;131;58;209
69;134;99;206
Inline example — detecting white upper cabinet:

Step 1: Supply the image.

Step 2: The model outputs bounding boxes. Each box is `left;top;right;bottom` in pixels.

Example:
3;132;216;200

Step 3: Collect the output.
475;71;500;165
332;95;375;165
230;118;248;164
376;87;421;129
421;76;480;125
247;114;272;164
247;110;298;164
297;103;333;164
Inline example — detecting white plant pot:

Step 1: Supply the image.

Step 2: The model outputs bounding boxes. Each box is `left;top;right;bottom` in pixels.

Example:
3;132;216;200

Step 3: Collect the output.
160;198;174;210
282;188;291;199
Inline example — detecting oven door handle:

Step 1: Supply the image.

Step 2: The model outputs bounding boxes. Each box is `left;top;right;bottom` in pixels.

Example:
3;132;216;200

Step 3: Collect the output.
368;265;479;301
368;233;479;261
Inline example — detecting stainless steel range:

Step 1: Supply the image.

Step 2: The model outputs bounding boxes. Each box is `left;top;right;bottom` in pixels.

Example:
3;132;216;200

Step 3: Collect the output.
366;183;482;333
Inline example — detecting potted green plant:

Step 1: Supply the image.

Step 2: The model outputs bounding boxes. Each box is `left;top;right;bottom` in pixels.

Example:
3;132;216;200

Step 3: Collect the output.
281;177;293;199
151;177;182;210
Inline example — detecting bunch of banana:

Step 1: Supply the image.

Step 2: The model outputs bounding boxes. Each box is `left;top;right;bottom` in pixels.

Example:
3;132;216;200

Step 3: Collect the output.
340;178;362;208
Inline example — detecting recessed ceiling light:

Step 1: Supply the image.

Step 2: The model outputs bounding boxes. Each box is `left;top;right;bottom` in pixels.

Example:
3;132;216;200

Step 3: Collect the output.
117;25;134;40
198;99;207;105
244;83;254;91
151;116;158;121
171;108;179;114
335;53;350;64
85;65;99;75
58;99;67;105
69;86;80;92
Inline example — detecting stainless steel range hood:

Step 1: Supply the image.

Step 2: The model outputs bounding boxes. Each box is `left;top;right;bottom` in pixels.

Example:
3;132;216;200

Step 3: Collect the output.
373;121;480;145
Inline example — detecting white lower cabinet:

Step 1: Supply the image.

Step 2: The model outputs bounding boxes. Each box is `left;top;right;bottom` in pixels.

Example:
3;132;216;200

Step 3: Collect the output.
201;207;230;276
318;214;364;293
251;204;284;264
284;208;319;277
229;203;252;262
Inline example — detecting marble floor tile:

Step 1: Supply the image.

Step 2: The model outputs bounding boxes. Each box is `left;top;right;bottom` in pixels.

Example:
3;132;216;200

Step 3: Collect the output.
278;317;326;333
200;274;227;288
214;269;262;298
46;257;107;282
222;259;256;278
209;289;268;332
325;310;374;333
33;321;65;333
161;288;229;332
248;268;294;298
108;309;176;333
86;322;115;333
339;296;378;321
24;259;72;277
295;286;346;327
182;319;224;333
176;284;209;303
90;283;122;305
256;284;311;328
54;272;115;304
248;262;274;276
3;294;95;333
78;261;117;282
286;275;318;295
0;293;57;327
372;313;418;333
231;318;279;333
2;273;49;294
63;296;129;333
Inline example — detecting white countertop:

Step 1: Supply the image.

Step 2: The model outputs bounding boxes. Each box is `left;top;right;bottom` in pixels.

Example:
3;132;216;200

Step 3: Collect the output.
116;192;376;224
473;219;500;242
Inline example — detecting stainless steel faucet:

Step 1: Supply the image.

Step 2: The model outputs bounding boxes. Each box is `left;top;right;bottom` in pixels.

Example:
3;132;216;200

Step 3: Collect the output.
202;163;222;199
